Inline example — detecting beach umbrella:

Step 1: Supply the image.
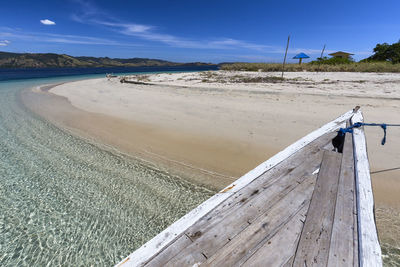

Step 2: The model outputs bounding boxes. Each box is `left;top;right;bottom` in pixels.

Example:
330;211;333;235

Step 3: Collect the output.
293;52;310;65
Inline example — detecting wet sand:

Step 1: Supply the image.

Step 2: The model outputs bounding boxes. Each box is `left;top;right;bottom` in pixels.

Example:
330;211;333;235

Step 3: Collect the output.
22;85;269;190
21;71;400;263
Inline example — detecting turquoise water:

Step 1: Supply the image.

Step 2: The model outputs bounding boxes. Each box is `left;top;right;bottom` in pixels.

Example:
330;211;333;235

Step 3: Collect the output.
0;76;214;266
0;65;218;81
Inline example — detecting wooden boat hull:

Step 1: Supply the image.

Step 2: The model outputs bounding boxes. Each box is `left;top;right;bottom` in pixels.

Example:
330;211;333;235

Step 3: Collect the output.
116;108;382;267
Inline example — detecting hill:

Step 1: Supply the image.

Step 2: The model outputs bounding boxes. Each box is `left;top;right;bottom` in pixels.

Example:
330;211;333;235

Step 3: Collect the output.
0;52;214;68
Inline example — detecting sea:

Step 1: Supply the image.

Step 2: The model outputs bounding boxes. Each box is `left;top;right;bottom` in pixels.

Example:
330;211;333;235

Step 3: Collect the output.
0;66;216;266
0;65;218;81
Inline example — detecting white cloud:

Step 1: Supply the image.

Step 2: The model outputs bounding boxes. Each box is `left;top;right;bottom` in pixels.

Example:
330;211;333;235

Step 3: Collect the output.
40;19;56;25
93;20;152;33
88;19;277;51
0;40;10;46
208;38;272;51
43;33;129;45
0;28;143;47
70;1;277;51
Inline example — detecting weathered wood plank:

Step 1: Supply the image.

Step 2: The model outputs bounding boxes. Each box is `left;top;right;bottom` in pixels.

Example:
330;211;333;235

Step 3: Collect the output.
351;111;382;267
184;142;325;239
293;150;342;267
242;205;308;267
117;111;353;267
327;131;357;266
145;235;192;267
323;140;335;151
186;132;333;239
145;134;330;266
282;256;295;267
164;250;206;267
353;170;359;267
201;174;318;267
163;149;324;266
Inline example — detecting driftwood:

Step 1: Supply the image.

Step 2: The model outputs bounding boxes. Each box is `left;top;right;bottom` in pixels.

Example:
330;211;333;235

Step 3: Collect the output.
119;76;153;85
106;73;117;81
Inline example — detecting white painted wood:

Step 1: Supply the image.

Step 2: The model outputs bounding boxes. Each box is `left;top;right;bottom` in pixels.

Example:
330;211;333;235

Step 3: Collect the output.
351;110;382;267
327;131;357;267
115;110;354;267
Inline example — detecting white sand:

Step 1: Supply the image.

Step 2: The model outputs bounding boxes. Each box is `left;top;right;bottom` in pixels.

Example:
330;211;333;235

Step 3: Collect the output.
47;71;400;207
141;71;400;99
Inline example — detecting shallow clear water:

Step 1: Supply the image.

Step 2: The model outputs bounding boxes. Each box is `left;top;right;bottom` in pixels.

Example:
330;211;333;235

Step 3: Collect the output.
0;65;218;81
375;206;400;266
0;76;214;266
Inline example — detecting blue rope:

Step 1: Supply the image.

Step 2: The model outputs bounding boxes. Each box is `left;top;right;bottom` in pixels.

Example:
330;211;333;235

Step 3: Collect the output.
338;122;400;145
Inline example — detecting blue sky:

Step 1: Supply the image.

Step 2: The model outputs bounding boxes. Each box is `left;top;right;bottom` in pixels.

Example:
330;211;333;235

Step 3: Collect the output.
0;0;399;63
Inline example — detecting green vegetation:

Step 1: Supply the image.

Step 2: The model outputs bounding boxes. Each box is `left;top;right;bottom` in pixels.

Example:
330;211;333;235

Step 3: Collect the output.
0;51;215;68
221;40;400;73
309;56;354;65
220;61;400;72
362;41;400;63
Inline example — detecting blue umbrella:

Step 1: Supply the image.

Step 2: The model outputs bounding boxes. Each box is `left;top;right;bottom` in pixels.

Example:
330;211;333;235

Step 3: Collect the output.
293;52;310;64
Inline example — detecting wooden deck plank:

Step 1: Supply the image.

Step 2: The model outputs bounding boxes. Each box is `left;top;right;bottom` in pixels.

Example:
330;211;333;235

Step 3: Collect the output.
165;166;321;266
117;109;384;267
327;132;358;266
185;145;324;244
201;173;317;266
117;111;353;267
241;205;308;267
293;150;343;267
186;131;335;237
145;235;192;267
161;148;325;266
164;250;206;267
148;135;330;266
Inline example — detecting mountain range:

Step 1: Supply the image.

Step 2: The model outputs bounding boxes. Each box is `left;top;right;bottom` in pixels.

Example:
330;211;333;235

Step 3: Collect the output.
0;51;215;68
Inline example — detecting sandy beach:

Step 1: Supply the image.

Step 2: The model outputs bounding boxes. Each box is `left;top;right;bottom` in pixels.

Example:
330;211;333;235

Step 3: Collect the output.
23;71;400;200
22;70;400;260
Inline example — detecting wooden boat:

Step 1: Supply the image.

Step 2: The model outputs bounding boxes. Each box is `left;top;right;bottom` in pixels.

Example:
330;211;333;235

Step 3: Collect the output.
116;107;382;267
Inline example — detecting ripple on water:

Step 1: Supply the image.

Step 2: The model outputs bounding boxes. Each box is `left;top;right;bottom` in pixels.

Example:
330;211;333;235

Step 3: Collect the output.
0;80;214;266
376;206;400;266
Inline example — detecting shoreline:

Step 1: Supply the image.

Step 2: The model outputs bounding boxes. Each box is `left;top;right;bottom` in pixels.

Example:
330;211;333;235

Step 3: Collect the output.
21;83;270;190
20;71;400;263
21;71;400;207
0;78;217;266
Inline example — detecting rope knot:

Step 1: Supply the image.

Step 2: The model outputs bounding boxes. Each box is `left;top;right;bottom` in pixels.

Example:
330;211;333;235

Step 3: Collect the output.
337;122;399;146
